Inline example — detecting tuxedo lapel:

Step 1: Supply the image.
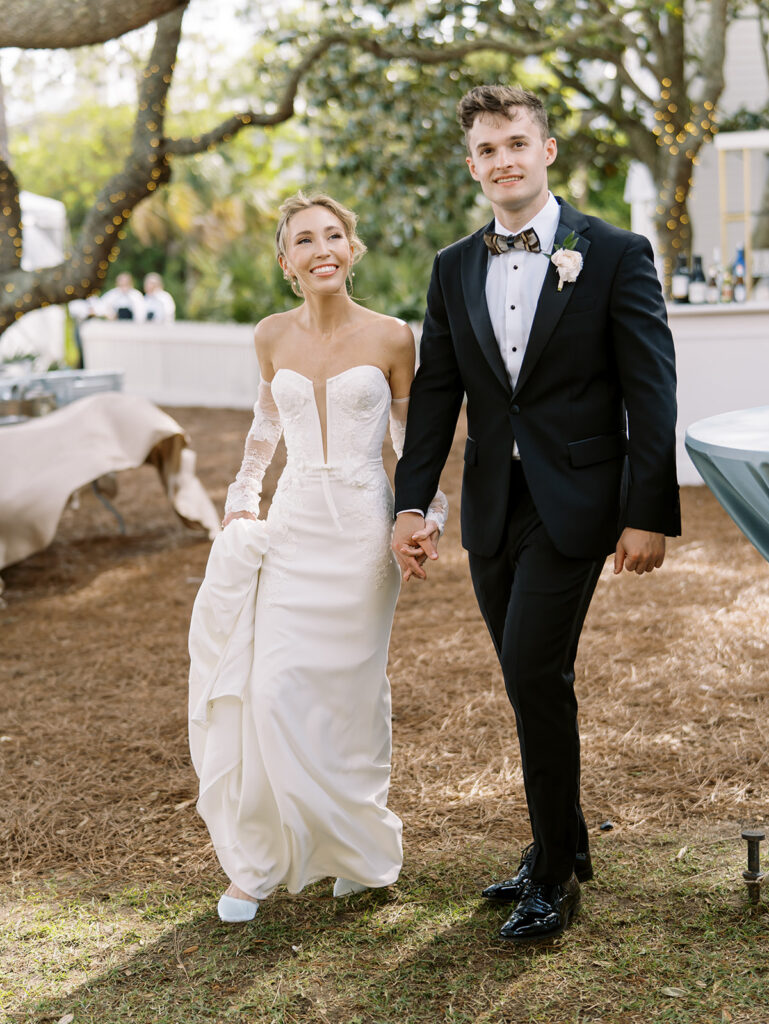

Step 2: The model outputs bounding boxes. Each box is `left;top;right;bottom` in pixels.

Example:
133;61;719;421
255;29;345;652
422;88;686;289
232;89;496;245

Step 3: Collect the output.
461;223;512;396
513;200;591;398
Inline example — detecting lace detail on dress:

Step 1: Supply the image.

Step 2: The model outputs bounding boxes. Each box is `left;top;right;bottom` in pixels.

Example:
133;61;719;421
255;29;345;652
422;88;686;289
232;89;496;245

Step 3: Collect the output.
389;397;449;534
224;379;283;518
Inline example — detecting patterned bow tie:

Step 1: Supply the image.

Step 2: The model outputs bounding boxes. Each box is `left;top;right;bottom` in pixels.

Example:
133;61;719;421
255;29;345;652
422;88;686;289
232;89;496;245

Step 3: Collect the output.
483;227;541;255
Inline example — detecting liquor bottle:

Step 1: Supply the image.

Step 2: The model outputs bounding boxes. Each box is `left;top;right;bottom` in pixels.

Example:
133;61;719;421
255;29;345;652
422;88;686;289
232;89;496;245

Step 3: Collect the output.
670;252;690;303
733;246;747;303
688;255;707;304
720;265;734;303
706;248;721;304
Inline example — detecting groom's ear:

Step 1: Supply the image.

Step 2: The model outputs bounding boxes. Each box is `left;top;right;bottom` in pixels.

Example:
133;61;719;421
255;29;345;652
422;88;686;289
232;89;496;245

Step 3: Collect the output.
545;137;557;166
466;155;481;181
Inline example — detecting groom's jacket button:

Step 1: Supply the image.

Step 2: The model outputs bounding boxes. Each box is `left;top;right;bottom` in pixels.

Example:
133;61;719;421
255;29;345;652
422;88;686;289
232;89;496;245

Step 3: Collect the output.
510;403;520;415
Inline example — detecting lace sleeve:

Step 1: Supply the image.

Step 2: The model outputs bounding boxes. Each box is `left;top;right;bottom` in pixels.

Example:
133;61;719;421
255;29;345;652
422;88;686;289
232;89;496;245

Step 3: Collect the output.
389;396;449;534
224;379;283;519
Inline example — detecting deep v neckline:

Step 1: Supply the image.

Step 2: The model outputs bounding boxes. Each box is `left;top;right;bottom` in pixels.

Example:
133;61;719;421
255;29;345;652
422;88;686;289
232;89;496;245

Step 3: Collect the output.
272;364;389;465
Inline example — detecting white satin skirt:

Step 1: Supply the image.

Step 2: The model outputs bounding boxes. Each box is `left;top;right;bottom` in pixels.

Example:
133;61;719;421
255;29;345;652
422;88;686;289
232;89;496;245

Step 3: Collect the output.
189;481;403;900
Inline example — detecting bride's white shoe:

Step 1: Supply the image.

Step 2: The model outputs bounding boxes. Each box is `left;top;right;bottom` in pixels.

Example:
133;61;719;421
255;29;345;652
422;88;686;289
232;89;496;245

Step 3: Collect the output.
333;877;369;897
217;893;259;922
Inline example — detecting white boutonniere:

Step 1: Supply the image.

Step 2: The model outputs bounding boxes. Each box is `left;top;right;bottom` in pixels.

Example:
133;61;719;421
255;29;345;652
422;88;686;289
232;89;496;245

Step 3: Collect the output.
547;232;583;291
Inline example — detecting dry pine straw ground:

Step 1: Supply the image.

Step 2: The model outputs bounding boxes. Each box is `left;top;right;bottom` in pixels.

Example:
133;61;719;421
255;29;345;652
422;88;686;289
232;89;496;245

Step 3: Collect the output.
1;405;768;888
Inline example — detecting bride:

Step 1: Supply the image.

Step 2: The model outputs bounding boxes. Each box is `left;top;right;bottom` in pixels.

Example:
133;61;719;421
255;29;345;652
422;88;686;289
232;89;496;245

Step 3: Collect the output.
188;192;448;922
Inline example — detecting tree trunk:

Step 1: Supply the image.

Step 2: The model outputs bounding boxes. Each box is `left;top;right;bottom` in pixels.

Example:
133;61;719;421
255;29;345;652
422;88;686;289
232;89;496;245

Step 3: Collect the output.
0;14;344;336
0;9;184;335
0;0;188;49
0;162;22;274
652;150;700;294
0;69;9;164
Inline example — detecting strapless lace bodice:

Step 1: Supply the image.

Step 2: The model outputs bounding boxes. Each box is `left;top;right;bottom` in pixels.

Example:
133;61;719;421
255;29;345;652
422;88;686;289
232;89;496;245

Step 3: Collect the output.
223;361;447;533
272;364;391;485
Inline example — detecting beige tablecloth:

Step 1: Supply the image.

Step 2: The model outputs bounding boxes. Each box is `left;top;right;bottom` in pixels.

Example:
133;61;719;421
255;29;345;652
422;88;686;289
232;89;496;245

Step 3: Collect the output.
0;391;220;572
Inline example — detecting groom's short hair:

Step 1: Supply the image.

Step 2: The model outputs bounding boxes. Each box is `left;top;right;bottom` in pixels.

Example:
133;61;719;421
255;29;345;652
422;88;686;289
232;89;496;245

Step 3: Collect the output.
457;85;550;144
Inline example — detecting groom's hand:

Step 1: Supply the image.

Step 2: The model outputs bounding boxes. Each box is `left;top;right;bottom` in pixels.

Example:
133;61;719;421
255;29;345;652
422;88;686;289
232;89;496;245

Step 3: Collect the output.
392;512;439;582
614;528;665;575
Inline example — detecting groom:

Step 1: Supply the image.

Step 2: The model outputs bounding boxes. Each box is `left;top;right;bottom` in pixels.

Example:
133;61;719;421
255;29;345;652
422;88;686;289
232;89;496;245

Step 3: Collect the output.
392;85;680;942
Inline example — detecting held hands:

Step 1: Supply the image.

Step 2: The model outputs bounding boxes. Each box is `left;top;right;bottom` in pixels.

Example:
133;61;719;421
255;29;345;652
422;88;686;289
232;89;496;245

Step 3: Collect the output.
391;512;441;582
614;527;665;575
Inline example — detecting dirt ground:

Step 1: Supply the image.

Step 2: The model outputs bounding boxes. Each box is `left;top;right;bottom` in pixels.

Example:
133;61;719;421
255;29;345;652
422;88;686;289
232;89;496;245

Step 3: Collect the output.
1;406;768;885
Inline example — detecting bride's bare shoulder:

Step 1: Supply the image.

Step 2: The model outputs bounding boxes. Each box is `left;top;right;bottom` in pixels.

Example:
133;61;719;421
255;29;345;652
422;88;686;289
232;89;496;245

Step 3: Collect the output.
358;307;413;345
254;309;297;337
254;309;298;349
253;310;301;378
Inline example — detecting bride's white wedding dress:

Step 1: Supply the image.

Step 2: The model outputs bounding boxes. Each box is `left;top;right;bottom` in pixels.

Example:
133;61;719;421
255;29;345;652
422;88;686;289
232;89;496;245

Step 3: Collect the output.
188;363;447;901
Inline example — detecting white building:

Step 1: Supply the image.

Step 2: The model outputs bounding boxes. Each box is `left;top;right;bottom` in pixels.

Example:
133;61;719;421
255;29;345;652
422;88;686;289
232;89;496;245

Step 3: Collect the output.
0;190;67;367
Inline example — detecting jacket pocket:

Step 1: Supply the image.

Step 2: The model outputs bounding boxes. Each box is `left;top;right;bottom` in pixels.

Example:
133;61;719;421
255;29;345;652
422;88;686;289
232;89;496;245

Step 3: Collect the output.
567;432;627;468
464;436;478;466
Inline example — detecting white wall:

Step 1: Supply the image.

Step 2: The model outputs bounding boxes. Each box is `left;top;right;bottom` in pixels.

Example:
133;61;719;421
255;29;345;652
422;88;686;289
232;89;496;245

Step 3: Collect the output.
81;320;259;409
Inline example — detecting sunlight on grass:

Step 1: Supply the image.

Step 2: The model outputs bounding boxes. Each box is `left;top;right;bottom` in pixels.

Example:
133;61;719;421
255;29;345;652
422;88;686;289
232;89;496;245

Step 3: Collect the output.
2;840;768;1024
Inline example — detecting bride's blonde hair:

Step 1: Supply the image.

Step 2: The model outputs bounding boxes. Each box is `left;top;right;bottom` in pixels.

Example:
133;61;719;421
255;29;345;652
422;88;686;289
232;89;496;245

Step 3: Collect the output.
276;191;367;296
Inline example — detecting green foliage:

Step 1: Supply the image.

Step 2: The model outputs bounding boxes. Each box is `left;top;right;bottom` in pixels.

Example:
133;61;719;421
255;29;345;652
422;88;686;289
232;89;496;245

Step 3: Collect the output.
300;46;632;260
7;1;635;326
718;104;769;132
12;102;134;233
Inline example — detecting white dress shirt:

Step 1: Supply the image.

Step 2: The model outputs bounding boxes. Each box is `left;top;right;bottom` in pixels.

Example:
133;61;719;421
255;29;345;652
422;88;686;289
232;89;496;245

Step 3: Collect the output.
144;289;176;322
101;286;147;322
485;192;560;390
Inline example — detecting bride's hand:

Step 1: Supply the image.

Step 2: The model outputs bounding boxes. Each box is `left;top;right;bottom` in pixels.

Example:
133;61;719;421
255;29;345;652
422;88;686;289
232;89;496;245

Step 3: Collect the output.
222;510;258;528
405;519;440;573
412;519;440;548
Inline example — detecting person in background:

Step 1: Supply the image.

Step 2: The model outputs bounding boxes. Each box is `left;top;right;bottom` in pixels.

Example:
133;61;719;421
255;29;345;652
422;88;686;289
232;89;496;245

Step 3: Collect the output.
68;293;108;368
101;272;146;322
143;273;176;322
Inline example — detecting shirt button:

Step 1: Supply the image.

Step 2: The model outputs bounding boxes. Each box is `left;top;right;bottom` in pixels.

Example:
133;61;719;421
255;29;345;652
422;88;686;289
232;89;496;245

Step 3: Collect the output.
513;265;519;270
512;346;517;352
510;304;516;310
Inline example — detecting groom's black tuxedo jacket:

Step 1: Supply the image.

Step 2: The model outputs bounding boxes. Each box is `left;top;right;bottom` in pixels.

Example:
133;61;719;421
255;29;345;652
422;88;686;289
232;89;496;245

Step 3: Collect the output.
394;198;681;560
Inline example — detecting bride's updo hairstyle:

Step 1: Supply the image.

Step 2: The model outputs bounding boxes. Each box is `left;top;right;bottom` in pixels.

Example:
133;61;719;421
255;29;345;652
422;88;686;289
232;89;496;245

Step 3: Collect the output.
276;191;367;296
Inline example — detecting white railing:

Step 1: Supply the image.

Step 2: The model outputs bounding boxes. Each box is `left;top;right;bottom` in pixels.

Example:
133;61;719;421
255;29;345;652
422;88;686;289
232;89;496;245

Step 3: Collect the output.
81;319;259;409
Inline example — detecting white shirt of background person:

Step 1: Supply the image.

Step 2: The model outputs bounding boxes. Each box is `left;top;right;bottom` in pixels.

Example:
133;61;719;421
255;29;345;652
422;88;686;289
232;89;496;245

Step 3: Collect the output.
102;272;147;322
143;273;176;323
68;294;108;321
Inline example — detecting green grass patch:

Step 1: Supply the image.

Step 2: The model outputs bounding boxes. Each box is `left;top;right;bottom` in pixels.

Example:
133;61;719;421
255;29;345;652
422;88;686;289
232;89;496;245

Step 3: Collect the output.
2;835;767;1024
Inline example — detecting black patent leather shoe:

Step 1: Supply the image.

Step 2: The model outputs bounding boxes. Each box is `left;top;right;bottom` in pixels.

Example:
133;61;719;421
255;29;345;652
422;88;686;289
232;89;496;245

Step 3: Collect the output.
482;847;592;904
499;873;581;942
481;843;535;904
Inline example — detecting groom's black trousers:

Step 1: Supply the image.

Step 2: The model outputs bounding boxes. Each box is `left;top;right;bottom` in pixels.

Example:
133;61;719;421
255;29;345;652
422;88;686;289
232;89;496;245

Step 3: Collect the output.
468;461;603;885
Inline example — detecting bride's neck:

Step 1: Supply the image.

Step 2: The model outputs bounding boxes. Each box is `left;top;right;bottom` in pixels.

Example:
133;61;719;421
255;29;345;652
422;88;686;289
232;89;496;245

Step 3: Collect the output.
299;292;356;337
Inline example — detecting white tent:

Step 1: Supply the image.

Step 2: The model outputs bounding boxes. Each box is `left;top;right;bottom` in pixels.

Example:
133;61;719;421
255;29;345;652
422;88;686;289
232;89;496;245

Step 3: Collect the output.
0;190;68;367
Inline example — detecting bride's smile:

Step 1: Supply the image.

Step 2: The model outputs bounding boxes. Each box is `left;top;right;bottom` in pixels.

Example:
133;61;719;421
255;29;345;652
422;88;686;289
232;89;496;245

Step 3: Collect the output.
280;205;353;295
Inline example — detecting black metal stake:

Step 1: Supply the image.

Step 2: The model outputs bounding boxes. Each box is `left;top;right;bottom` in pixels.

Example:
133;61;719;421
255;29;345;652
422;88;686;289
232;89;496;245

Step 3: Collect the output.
741;829;765;904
